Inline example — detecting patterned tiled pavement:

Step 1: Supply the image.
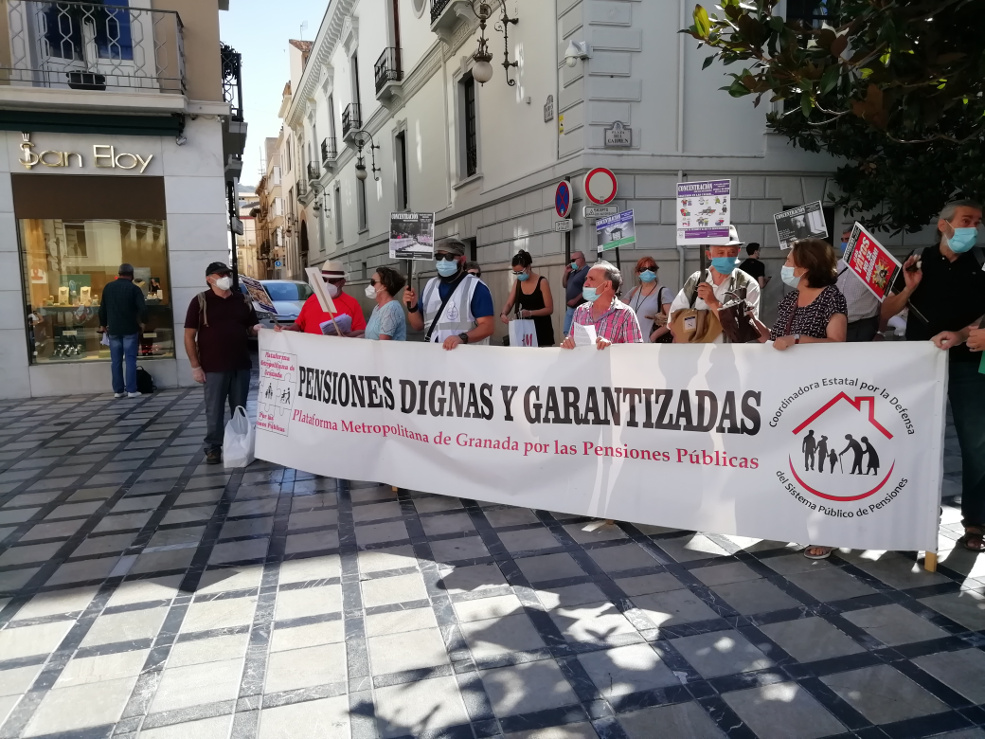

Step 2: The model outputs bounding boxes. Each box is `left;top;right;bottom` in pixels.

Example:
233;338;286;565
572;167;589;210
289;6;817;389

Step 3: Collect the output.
0;387;983;739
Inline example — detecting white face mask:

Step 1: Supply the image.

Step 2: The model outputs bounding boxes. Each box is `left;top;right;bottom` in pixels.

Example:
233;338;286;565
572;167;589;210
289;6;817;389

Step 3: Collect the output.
364;284;378;299
325;282;340;299
214;276;232;291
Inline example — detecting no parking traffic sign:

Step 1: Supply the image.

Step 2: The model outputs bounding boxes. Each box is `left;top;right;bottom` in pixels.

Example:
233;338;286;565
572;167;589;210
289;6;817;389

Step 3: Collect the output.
583;167;617;205
555;179;572;218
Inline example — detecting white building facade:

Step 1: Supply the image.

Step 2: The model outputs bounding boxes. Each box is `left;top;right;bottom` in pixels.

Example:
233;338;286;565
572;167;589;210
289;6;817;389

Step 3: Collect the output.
282;0;907;340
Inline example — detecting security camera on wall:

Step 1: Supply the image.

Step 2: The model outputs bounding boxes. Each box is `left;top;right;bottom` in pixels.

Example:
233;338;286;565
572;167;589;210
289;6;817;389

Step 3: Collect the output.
564;40;590;68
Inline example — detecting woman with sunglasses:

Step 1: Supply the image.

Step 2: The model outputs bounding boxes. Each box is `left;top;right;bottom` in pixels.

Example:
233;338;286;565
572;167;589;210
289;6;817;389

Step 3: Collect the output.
499;249;555;346
363;266;407;341
626;257;673;343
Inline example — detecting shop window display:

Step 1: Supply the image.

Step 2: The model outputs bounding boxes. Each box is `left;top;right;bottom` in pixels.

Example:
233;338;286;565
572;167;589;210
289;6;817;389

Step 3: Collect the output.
19;218;174;363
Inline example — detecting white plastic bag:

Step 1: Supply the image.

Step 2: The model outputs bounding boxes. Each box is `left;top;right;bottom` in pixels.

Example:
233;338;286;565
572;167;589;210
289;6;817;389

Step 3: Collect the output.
508;319;538;347
223;406;255;469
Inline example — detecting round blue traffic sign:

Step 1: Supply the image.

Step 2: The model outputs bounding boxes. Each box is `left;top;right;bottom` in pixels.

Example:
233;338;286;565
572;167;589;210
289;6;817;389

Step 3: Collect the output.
555;180;572;218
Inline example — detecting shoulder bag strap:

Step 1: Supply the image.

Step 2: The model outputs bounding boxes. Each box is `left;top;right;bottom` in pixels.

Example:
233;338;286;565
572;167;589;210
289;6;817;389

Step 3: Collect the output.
424;277;462;343
513;279;522;318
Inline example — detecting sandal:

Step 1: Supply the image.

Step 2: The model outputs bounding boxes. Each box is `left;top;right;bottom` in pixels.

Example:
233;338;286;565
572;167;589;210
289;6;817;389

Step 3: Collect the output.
960;527;985;552
803;545;833;560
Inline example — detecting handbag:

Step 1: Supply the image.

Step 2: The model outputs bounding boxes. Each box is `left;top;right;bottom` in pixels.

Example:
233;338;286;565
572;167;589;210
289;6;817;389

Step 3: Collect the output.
669;272;722;344
223;406;256;469
650;286;674;343
718;281;761;344
507;281;538;347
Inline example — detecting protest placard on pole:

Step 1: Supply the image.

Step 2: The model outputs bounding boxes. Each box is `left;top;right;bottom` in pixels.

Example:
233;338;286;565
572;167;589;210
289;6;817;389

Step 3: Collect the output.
304;267;343;337
774;201;828;249
240;276;275;314
843;223;902;302
597;210;636;251
390;213;435;260
677;179;730;246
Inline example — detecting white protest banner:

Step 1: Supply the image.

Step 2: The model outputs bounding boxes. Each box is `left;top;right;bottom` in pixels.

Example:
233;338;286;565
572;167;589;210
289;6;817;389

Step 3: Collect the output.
257;334;946;552
774;201;828;249
677;180;731;246
390;212;435;260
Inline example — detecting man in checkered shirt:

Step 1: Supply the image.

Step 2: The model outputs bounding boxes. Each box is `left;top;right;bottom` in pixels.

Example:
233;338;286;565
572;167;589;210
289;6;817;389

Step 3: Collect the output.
836;226;881;341
560;260;643;350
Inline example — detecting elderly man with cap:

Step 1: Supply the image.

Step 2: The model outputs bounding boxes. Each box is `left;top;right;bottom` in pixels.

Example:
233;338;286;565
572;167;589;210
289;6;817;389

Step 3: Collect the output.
184;262;262;465
99;262;147;398
669;225;761;343
403;238;494;349
284;260;367;337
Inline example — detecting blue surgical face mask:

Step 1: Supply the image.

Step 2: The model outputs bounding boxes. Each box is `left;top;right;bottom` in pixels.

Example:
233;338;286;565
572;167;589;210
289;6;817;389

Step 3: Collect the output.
436;259;459;277
570;261;578;269
780;265;801;288
582;286;600;303
514;271;530;282
839;241;848;254
710;257;737;275
946;227;978;253
639;270;657;283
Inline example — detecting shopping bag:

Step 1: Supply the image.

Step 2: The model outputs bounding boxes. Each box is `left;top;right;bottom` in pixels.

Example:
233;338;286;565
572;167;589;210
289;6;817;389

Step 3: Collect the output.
508;319;538;347
223;406;255;469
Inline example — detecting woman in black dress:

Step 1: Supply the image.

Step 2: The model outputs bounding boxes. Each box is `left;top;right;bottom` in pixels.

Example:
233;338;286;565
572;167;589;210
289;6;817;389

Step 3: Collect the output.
499;249;556;346
751;238;847;559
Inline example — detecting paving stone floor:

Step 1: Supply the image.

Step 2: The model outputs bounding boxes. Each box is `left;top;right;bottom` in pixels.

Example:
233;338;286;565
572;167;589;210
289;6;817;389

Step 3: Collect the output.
0;388;983;739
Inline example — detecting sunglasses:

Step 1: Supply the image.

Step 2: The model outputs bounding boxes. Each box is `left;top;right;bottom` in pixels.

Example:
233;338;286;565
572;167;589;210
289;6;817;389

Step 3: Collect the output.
369;278;381;286
434;253;458;262
511;270;526;277
322;276;344;284
638;267;657;274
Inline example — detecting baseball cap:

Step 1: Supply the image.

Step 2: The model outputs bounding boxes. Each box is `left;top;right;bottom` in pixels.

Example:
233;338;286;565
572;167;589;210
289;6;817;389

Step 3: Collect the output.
206;262;231;276
434;238;466;256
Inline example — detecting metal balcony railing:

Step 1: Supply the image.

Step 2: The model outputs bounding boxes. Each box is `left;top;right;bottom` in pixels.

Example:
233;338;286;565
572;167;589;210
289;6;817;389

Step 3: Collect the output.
220;42;242;119
431;0;452;24
321;137;337;164
374;47;402;95
342;102;361;139
2;0;186;94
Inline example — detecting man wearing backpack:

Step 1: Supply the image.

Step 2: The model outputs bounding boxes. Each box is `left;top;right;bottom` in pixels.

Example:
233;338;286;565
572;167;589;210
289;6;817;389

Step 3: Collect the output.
99;263;146;398
184;262;261;465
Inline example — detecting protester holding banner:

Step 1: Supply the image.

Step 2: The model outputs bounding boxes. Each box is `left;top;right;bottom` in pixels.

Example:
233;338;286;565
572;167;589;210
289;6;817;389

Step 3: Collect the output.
499;249;555;347
669;225;761;343
754;239;847;351
403;238;494;349
363;267;407;342
833;227;881;342
624;257;673;343
562;251;589;335
561;261;643;349
881;199;985;552
281;261;367;338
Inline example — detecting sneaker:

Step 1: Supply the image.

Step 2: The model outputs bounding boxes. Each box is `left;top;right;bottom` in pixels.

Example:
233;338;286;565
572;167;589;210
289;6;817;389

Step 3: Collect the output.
113;392;125;399
205;449;222;465
127;391;142;398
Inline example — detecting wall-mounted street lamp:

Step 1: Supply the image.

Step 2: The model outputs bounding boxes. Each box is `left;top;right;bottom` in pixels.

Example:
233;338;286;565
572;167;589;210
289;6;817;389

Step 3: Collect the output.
469;1;519;87
352;130;381;182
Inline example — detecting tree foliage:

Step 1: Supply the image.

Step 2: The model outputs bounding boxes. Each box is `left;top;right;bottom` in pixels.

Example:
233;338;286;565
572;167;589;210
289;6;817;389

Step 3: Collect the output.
685;0;985;232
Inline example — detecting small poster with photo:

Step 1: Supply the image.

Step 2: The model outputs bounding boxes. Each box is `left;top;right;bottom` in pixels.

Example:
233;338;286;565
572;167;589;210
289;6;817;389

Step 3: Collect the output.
390;212;435;260
241;276;276;314
774;201;828;250
843;222;902;302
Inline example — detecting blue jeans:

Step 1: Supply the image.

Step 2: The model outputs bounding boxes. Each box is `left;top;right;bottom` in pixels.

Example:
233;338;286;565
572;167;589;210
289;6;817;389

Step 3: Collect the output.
109;333;139;394
950;361;985;527
564;306;576;337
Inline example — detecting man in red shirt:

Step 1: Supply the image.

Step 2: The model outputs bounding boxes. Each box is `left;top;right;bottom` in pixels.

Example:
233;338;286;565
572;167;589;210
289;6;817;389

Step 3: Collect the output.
286;260;366;336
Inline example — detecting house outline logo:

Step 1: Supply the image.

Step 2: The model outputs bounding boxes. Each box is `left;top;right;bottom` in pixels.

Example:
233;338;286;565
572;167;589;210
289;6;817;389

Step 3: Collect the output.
788;393;896;503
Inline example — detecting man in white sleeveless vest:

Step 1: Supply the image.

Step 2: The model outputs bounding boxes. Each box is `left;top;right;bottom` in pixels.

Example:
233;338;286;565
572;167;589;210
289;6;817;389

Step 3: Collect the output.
404;238;494;349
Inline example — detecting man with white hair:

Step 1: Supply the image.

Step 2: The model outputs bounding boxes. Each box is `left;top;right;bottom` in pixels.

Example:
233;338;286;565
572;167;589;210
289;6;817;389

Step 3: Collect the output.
560;260;643;349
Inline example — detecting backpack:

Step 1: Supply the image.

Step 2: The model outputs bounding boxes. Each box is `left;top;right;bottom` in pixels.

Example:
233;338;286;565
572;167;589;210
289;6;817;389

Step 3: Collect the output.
136;366;155;394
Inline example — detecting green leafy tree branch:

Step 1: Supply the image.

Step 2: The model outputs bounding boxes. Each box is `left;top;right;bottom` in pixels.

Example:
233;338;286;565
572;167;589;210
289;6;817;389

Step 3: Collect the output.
685;0;985;233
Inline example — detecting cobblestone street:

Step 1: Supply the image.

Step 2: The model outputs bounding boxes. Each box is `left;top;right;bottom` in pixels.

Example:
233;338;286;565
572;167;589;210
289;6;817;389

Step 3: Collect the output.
0;388;982;739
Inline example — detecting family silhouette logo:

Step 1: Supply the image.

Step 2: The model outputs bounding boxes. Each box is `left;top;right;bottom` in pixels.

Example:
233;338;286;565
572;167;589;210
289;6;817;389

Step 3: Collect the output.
788;393;896;503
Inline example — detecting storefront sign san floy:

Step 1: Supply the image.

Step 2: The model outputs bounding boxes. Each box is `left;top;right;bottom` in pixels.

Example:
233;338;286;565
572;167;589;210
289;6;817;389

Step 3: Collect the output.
19;133;154;174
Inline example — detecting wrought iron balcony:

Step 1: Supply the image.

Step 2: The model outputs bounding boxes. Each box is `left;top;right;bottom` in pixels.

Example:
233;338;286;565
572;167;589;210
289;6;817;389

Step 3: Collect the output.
374;47;402;97
342;102;361;140
321;137;337;164
221;43;243;119
431;0;452;24
2;0;186;94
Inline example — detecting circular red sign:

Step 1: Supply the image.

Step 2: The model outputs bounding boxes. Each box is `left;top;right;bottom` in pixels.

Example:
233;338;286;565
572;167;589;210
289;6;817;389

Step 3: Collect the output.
583;168;617;205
